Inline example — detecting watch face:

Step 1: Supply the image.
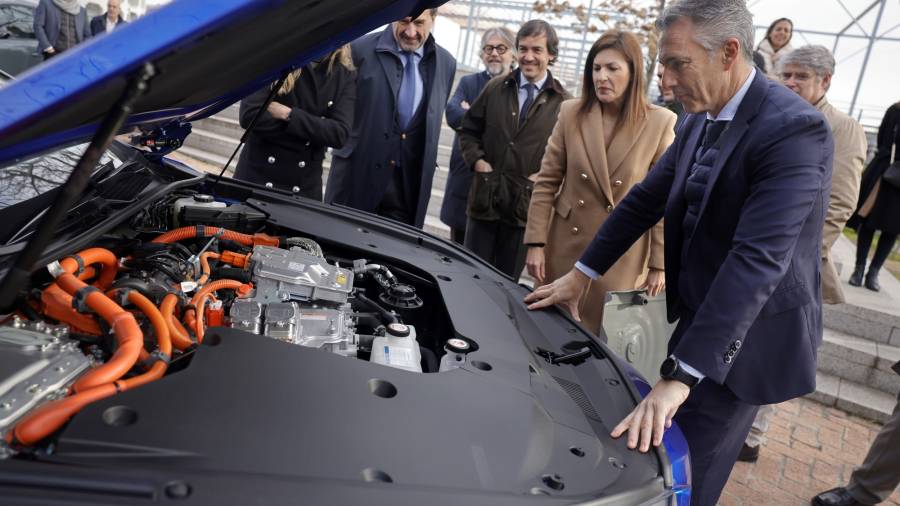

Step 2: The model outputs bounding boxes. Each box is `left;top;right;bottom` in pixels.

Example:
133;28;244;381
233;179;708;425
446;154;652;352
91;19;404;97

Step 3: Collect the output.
660;357;677;377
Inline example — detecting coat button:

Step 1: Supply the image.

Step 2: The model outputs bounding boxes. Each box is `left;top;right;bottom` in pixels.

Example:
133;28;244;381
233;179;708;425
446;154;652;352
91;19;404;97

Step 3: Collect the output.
606;204;613;212
265;182;273;188
735;340;742;349
327;100;334;108
305;141;311;147
577;199;585;207
401;133;407;140
267;156;276;164
614;180;623;186
389;160;396;167
571;227;579;234
724;355;732;364
509;141;514;146
292;186;300;193
298;161;306;168
580;173;588;180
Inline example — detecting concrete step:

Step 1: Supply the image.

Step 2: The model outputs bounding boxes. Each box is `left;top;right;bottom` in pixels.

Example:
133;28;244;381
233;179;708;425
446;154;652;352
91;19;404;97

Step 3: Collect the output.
818;328;900;396
806;371;897;424
183;127;243;160
194;115;244;139
176;145;237;172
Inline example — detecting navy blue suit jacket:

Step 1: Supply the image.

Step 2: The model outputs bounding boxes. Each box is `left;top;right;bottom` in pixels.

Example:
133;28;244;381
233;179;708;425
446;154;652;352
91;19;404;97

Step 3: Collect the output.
90;14;126;37
579;70;833;405
440;70;492;231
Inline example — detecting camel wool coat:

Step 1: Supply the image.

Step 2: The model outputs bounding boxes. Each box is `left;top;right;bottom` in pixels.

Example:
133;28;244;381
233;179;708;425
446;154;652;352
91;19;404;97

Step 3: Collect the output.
524;99;676;334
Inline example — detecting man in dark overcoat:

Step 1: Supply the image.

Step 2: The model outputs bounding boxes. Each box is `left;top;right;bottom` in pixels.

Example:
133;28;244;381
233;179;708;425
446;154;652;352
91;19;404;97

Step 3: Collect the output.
90;0;126;36
33;0;91;60
325;9;456;228
440;26;515;244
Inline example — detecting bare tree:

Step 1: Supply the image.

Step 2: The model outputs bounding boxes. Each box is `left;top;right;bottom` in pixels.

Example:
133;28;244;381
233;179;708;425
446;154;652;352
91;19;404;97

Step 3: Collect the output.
532;0;664;91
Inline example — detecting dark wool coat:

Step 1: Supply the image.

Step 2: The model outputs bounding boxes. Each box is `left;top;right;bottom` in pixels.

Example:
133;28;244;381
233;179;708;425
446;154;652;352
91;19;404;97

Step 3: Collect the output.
458;69;570;227
440;70;492;231
849;103;900;236
325;27;456;228
234;59;356;200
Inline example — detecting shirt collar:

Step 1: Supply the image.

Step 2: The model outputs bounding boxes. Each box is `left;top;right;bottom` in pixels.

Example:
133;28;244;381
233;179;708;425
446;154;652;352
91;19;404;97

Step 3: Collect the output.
707;67;756;122
520;70;548;91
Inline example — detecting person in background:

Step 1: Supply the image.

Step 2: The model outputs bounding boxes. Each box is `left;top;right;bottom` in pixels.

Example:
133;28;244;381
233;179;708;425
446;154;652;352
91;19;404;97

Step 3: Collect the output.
524;0;832;502
738;44;867;463
655;63;684;128
441;27;516;244
847;102;900;292
811;359;900;505
524;30;675;336
326;9;456;228
233;46;356;200
458;20;571;278
90;0;126;36
34;0;91;61
756;17;793;80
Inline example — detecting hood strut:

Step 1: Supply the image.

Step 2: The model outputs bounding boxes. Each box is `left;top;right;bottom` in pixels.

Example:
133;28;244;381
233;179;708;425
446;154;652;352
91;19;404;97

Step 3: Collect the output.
0;63;156;311
209;71;290;197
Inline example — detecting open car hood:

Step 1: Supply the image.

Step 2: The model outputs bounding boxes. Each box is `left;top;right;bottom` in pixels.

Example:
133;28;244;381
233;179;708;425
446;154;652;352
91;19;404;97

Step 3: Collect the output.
0;0;441;165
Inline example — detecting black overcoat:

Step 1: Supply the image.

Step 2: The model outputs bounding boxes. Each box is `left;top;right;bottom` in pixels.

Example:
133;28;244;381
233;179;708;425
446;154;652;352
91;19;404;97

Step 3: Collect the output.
233;59;356;200
849;103;900;235
325;27;456;228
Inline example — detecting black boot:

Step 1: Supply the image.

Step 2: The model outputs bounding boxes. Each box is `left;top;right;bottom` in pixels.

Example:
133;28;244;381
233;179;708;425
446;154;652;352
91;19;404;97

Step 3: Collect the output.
848;265;865;286
864;268;881;292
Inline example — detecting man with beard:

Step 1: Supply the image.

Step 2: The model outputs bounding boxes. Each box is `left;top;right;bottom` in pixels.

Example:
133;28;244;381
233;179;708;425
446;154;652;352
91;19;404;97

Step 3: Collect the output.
440;27;516;244
458;20;570;278
326;9;456;228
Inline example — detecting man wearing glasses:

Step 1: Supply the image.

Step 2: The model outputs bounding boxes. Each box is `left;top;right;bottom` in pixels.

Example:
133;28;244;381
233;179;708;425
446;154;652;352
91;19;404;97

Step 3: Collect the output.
441;27;516;244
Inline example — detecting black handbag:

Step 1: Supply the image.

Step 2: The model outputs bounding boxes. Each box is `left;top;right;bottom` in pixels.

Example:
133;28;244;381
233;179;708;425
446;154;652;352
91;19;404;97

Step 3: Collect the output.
882;124;900;188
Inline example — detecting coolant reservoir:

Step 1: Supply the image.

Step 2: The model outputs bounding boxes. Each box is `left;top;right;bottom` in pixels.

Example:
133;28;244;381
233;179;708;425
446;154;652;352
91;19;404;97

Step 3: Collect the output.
370;323;422;373
173;194;226;225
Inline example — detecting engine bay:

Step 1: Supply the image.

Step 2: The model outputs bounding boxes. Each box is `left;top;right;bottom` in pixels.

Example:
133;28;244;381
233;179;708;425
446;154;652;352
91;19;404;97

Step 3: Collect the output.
0;191;471;456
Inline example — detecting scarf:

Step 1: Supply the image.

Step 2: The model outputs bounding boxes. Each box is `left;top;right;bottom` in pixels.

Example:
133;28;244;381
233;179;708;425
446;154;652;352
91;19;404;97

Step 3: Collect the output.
52;0;81;16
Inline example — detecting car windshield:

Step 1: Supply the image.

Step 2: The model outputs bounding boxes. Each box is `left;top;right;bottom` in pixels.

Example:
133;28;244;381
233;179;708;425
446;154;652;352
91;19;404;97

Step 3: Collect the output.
0;3;35;38
0;143;123;210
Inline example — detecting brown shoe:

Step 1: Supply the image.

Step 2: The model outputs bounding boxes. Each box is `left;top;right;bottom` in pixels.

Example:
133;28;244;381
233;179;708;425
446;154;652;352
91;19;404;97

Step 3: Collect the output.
736;443;759;463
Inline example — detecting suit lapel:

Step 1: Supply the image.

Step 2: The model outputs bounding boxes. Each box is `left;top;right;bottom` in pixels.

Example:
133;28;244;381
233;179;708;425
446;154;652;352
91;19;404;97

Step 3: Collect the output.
606;114;648;178
694;71;768;222
669;114;704;209
374;29;401;104
579;103;614;204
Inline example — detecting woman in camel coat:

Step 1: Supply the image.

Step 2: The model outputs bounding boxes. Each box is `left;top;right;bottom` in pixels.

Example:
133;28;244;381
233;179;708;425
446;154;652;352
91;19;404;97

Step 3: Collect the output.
524;30;676;335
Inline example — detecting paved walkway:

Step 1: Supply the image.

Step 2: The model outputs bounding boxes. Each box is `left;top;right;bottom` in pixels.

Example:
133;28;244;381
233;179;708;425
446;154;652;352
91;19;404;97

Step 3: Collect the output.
721;397;900;505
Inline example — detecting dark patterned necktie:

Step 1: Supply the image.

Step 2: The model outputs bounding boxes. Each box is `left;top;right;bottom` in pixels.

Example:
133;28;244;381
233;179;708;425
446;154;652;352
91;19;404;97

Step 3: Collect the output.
519;83;536;127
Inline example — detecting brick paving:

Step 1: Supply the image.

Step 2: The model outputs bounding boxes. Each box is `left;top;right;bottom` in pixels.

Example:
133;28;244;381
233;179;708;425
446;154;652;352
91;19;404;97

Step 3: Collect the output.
720;398;900;505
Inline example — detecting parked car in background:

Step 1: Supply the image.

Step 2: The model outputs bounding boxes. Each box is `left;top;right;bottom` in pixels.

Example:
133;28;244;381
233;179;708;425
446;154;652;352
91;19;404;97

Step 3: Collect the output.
0;0;40;75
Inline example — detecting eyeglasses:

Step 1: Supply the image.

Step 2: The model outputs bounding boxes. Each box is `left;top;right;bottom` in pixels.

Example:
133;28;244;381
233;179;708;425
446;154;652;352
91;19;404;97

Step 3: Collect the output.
482;44;509;55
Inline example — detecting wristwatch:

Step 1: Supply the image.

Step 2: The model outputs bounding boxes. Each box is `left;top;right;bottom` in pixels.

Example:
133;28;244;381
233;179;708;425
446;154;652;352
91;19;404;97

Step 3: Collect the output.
659;356;700;388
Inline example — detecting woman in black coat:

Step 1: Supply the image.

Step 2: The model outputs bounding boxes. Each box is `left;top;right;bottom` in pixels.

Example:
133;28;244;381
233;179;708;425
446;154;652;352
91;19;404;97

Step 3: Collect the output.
848;102;900;291
234;45;356;200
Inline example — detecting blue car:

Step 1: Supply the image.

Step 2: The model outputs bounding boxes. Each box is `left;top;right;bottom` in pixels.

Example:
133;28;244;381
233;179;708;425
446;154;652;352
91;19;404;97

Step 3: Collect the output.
0;1;689;504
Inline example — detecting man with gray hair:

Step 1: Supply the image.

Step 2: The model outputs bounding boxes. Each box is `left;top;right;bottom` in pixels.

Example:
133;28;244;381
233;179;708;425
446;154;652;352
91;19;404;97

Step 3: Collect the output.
441;26;516;244
739;46;867;464
524;1;833;503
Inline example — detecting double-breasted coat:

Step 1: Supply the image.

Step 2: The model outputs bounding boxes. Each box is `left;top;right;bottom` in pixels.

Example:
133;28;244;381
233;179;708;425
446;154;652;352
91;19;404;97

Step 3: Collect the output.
234;59;356;200
325;27;456;228
524;100;676;334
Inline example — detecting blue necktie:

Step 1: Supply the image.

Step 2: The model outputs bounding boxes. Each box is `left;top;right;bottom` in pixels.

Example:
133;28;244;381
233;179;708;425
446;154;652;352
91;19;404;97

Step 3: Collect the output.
397;52;416;130
519;83;535;127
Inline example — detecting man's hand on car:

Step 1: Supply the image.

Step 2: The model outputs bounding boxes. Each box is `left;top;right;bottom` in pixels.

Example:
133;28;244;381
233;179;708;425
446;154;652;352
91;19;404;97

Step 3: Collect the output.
523;267;590;321
611;379;690;452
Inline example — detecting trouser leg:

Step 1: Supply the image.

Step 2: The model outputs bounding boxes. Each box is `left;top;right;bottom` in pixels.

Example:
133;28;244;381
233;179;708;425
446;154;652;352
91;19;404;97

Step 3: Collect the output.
464;218;498;267
673;381;759;506
847;391;900;504
449;227;465;245
856;222;876;267
869;232;898;271
492;224;526;279
745;404;775;447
